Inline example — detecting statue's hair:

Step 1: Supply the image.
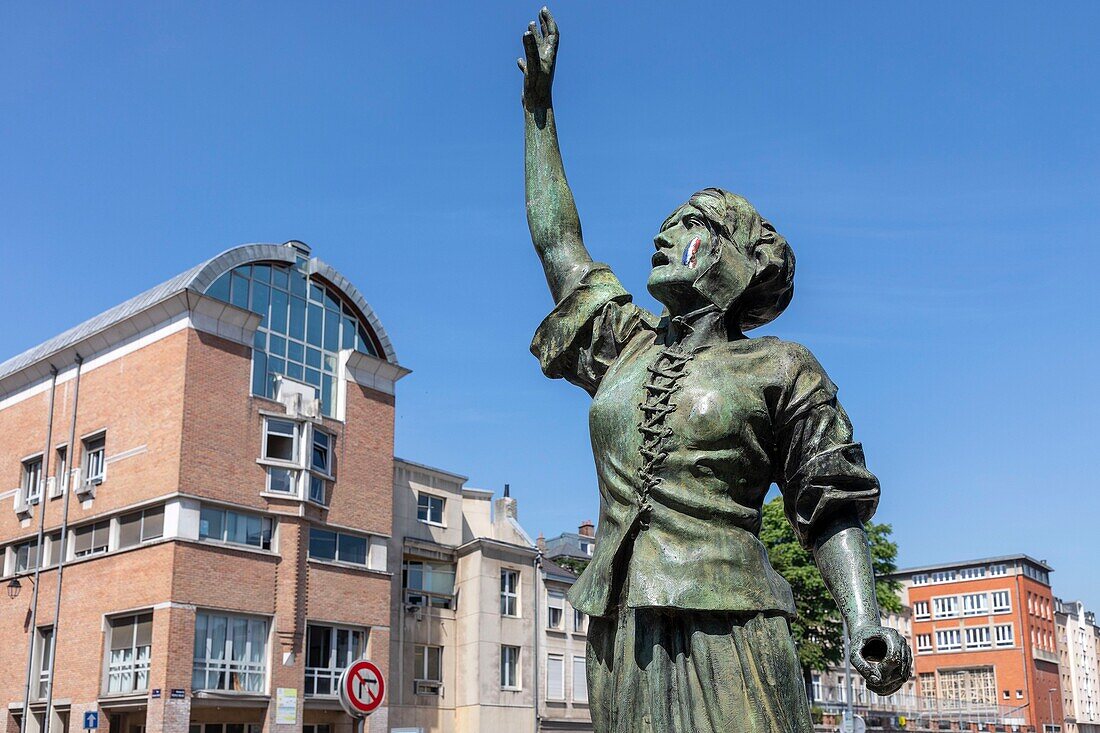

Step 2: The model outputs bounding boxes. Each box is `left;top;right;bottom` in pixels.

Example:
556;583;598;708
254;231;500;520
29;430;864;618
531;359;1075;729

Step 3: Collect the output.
670;188;795;330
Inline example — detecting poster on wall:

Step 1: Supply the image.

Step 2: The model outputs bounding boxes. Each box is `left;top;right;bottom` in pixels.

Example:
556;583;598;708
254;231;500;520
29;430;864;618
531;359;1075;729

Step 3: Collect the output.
275;688;298;725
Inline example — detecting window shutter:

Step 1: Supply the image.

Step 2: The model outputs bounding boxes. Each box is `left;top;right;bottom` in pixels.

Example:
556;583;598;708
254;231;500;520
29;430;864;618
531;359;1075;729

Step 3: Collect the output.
547;655;564;700
572;656;587;702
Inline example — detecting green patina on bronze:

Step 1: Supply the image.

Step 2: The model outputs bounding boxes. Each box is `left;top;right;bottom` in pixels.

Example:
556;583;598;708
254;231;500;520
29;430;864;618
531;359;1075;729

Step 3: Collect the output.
518;8;912;732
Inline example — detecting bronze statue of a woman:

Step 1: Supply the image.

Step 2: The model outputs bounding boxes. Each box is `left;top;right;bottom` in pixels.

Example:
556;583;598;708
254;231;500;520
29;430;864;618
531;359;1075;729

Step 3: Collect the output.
518;8;912;732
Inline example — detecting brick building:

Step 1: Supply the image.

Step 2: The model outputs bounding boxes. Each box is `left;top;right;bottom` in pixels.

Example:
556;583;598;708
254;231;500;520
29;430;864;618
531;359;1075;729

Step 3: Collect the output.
0;242;406;733
892;555;1064;732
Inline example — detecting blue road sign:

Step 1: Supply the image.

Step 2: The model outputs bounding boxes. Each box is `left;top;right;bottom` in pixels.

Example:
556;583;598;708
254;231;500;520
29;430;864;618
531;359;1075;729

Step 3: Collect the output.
83;712;98;730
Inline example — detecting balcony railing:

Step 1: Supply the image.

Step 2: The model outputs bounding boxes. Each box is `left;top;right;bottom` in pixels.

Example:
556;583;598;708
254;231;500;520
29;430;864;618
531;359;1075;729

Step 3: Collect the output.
305;667;341;697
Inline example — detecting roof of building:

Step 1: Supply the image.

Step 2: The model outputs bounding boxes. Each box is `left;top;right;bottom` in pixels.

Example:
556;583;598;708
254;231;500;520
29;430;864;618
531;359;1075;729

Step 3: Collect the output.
543;531;594;560
394;457;469;483
891;553;1053;576
0;242;399;391
543;558;578;583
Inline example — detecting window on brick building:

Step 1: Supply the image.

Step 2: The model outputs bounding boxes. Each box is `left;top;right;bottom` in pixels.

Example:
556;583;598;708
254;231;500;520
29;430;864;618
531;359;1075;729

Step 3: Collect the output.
199;506;273;551
305;624;366;696
22;456;43;505
14;539;40;573
192;612;268;692
54;446;68;496
73;520;109;558
992;590;1011;613
205;260;379;418
916;634;933;653
82;433;106;485
965;626;992;649
962;592;990;616
913;601;930;620
995;623;1015;647
933;596;959;619
417;493;444;525
119;507;164;549
308;428;333;505
105;612;153;694
935;629;962;651
34;626;53;699
307;527;377;569
403;559;456;609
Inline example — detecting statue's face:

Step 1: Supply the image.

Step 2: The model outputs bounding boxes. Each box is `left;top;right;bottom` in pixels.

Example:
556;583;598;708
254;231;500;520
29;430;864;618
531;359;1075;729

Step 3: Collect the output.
647;203;720;313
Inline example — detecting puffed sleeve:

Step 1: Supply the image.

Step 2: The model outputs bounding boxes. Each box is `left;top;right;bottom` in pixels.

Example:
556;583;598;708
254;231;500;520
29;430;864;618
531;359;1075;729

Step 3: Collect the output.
772;342;880;548
530;263;657;396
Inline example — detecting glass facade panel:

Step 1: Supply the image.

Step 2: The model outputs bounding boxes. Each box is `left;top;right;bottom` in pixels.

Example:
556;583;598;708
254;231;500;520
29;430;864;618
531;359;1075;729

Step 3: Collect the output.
204;260;378;417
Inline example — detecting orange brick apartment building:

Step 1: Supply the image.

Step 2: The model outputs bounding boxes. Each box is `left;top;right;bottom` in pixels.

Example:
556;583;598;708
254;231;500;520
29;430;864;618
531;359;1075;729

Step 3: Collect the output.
0;242;407;733
892;555;1064;732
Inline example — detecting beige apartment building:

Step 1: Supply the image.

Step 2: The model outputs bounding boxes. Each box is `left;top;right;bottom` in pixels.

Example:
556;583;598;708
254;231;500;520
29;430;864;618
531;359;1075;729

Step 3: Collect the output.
0;242;404;733
1056;599;1100;733
388;463;592;733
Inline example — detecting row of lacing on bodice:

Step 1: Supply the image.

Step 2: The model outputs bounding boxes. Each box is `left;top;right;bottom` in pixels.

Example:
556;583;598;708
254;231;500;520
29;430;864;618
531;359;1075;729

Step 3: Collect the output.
636;346;693;527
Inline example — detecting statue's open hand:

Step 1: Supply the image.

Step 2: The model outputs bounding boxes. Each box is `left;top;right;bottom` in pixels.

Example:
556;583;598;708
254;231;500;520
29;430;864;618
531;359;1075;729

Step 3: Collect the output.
849;624;912;696
518;7;558;111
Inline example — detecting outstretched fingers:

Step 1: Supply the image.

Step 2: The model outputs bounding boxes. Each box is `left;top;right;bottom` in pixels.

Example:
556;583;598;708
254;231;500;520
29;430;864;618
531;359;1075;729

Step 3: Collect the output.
522;27;540;73
540;7;557;38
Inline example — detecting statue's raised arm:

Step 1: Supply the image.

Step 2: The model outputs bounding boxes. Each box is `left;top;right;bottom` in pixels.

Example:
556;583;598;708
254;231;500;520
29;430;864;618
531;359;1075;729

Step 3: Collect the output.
518;7;594;303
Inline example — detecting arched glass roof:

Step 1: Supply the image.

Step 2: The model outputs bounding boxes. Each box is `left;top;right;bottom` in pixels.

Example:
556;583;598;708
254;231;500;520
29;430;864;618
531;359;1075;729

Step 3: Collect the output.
203;249;382;417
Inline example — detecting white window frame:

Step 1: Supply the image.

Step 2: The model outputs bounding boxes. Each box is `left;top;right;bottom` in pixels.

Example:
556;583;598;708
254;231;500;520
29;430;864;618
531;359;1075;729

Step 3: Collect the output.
916;633;933;653
416;493;445;526
198;505;274;551
413;644;443;684
14;539;40;574
305;623;366;697
501;569;519;617
34;626;53;699
22;455;44;505
965;626;992;649
935;629;962;651
573;608;587;634
191;611;269;693
404;559;456;609
73;520;110;558
992;590;1012;614
82;432;107;485
995;623;1014;647
54;445;69;496
913;601;930;620
104;612;153;695
118;506;165;549
933;595;959;619
500;645;520;690
307;527;372;568
546;654;565;701
572;655;588;703
962;592;990;616
547;590;565;630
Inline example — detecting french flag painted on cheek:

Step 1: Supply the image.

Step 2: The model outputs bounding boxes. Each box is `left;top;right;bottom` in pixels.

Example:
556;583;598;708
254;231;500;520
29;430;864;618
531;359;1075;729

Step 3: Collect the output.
682;236;702;268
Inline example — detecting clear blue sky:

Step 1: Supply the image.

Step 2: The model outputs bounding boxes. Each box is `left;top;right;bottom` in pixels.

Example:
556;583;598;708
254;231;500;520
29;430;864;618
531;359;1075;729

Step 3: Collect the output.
2;2;1097;609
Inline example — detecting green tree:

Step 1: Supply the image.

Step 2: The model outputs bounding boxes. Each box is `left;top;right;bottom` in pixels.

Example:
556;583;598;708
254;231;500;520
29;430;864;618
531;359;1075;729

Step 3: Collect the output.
759;495;902;700
553;555;590;576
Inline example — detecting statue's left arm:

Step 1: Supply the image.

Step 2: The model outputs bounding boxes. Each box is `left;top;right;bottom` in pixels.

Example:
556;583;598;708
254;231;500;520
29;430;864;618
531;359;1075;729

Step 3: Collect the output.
773;342;912;695
813;514;912;695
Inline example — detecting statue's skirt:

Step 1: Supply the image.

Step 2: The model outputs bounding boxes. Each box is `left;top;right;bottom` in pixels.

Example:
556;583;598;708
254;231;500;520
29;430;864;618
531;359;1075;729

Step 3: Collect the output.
586;600;816;733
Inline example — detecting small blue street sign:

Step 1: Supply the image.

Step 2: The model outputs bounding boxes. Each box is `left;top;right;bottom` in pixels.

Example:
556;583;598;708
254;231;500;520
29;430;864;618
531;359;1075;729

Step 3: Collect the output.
83;712;98;730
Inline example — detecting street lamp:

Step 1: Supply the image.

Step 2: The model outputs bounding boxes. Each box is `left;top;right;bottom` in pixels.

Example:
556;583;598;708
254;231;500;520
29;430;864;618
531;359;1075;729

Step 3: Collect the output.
1048;687;1058;733
7;578;23;600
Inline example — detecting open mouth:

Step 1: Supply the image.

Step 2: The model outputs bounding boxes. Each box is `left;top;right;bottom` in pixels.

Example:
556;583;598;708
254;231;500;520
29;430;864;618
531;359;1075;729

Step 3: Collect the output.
651;250;671;267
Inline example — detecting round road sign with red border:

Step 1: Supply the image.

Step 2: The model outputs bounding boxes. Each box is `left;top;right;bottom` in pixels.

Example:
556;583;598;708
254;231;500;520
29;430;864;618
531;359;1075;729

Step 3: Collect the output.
338;660;386;718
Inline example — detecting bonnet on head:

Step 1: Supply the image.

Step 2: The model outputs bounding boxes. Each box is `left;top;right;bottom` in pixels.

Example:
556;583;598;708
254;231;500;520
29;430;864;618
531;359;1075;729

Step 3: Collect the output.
686;188;796;331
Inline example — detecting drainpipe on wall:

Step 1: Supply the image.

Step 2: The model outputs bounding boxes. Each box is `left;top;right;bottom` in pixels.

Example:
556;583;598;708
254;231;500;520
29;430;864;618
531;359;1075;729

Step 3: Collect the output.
42;354;83;733
533;547;542;733
19;366;59;733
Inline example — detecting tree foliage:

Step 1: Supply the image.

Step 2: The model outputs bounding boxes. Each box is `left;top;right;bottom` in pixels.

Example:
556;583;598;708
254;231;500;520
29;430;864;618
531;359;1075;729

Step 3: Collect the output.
553;555;591;576
759;495;902;683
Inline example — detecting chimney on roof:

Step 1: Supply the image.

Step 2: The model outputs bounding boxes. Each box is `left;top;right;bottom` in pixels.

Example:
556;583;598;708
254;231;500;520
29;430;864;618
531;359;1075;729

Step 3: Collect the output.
579;520;595;538
537;532;546;552
504;483;510;498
